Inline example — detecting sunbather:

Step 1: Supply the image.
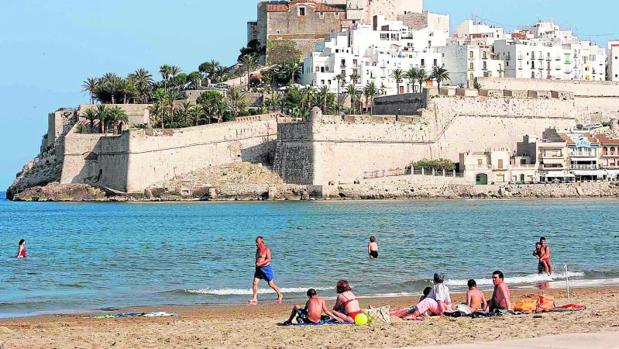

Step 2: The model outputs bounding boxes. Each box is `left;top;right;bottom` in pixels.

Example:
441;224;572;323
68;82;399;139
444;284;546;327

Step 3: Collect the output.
489;270;512;312
282;289;343;325
465;279;488;312
332;280;363;323
390;287;440;319
427;273;452;313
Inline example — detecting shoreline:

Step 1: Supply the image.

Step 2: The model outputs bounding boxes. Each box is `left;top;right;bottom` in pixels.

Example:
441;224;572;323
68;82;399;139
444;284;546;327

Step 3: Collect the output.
0;286;617;348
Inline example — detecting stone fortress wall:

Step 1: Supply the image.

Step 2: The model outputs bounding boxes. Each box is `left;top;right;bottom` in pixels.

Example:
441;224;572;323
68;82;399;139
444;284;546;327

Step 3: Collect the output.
60;114;280;193
275;88;577;185
478;77;619;123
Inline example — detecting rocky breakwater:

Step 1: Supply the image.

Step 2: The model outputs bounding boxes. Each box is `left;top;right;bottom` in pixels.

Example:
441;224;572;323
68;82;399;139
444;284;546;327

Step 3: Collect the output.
11;183;108;202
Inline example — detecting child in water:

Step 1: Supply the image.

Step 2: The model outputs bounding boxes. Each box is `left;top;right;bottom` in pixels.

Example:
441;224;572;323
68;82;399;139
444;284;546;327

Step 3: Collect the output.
533;241;550;275
368;236;379;259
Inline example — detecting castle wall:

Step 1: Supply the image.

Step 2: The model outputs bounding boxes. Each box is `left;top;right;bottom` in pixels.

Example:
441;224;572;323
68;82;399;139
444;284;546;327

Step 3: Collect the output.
478;78;619;122
79;104;150;127
60;114;280;193
276;93;578;185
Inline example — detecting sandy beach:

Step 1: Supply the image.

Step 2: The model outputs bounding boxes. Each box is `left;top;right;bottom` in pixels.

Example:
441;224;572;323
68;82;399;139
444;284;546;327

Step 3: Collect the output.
0;287;617;349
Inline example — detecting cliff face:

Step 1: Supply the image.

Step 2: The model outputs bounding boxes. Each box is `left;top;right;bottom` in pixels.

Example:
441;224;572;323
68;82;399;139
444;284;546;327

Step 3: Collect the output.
6;109;76;200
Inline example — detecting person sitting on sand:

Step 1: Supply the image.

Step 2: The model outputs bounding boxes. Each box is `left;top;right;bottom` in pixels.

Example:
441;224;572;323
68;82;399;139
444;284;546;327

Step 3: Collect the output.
368;236;379;259
250;236;283;305
466;279;488;313
16;239;26;259
332;280;363;323
427;273;452;313
390;287;441;320
539;237;553;275
489;270;512;312
282;289;344;325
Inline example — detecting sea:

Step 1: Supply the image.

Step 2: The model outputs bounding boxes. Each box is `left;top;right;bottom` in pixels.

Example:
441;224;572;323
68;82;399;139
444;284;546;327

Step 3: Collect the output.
1;192;618;318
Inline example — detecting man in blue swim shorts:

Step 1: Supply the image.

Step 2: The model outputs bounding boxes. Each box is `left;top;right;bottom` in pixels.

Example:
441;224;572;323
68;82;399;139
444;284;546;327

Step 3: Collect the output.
250;236;283;304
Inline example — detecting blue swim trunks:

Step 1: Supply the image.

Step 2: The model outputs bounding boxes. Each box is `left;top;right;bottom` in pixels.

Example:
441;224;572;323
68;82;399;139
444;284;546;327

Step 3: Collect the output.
254;265;274;282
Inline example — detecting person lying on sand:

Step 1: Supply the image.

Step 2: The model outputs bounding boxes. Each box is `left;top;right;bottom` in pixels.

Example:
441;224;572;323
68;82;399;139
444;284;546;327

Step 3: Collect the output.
466;279;488;313
489;270;512;312
390;287;442;320
282;289;344;325
332;280;363;323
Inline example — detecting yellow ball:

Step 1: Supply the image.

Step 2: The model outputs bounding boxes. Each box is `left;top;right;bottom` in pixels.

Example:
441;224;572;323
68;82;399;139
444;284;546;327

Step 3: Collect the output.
354;313;369;326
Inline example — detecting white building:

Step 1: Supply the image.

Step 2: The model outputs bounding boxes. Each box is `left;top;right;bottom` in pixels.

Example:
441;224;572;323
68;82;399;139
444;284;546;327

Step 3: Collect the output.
453;20;507;46
301;15;448;94
440;42;504;88
608;41;619;81
494;22;607;81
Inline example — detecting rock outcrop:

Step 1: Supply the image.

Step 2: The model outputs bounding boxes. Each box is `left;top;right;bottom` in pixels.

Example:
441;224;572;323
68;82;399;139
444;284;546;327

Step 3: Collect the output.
12;183;108;202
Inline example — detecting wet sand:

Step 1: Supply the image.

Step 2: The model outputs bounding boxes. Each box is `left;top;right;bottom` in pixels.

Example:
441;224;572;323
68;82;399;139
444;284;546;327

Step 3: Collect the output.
0;287;617;349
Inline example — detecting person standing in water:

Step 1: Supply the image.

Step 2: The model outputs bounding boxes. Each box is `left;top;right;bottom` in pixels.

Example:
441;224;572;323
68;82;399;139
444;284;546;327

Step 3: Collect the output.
368;236;379;259
250;236;283;304
16;239;26;259
539;237;553;275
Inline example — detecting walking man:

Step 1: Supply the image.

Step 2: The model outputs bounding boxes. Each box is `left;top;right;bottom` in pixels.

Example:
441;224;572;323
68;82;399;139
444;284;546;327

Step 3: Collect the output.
250;236;283;304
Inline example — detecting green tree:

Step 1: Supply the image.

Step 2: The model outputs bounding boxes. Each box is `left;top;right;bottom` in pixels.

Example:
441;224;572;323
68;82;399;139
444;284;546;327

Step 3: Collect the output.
197;91;227;123
317;86;330;114
227;86;247;118
417;68;428;93
240;55;258;91
81;108;98;132
82;78;99;104
391;68;404;95
188;105;204;126
107;106;128;134
405;67;418;94
430;66;450;90
187;71;202;89
159;65;173;92
364;81;377;115
335;74;345;113
129;68;154;103
199;60;221;84
96;104;109;133
151;88;173;129
345;84;358;114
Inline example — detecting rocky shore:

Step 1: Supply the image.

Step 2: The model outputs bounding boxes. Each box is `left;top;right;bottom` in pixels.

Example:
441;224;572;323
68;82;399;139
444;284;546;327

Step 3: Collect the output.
9;180;619;202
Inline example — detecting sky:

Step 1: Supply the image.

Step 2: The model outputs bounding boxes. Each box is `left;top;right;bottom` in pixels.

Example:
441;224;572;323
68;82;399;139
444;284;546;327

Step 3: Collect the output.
1;0;618;190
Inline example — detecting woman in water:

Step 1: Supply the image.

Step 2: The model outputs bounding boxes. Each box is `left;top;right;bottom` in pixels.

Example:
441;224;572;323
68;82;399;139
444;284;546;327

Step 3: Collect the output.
332;280;363;323
16;239;26;259
368;236;379;259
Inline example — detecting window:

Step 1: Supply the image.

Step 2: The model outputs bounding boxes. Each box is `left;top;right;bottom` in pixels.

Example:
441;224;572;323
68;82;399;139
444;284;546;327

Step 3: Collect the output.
421;59;425;67
483;61;487;70
433;59;437;67
498;159;504;169
469;51;474;59
477;159;483;166
469;62;474;70
319;12;324;19
298;7;306;16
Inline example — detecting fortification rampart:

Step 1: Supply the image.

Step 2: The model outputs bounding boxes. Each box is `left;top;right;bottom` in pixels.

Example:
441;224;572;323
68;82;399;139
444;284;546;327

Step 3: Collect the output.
276;91;577;185
478;78;619;123
60;114;280;193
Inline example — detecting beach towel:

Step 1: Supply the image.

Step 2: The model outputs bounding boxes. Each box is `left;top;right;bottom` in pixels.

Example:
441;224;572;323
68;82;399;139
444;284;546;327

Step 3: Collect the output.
91;312;178;319
535;294;555;313
278;321;353;327
365;306;391;324
550;304;586;313
513;299;537;312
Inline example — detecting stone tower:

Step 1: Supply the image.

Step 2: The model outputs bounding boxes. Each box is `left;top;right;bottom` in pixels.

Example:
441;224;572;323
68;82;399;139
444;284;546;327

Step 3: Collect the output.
330;0;423;24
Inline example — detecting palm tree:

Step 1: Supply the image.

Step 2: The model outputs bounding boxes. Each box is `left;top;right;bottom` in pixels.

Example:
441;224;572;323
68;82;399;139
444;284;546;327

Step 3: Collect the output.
82;78;99;104
345;84;358;114
199;60;221;84
240;55;257;91
107;106;128;134
364;81;377;115
121;77;137;104
317;86;330;114
99;73;123;104
188;105;204;126
96;104;109;133
169;66;182;79
151;88;172;129
187;71;202;89
129;68;154;103
197;91;227;123
82;108;98;132
159;65;173;92
300;86;314;113
405;67;418;93
335;74;344;113
430;66;450;90
227;86;247;118
391;68;404;95
416;68;428;93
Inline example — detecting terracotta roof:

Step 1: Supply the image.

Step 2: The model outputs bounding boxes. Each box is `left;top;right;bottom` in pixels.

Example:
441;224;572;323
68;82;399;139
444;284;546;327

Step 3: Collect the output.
596;133;619;145
266;0;345;13
560;133;600;145
559;133;574;144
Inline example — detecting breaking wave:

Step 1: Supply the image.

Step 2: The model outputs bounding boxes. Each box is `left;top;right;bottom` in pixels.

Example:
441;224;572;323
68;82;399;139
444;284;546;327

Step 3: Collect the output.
444;271;585;287
181;286;332;296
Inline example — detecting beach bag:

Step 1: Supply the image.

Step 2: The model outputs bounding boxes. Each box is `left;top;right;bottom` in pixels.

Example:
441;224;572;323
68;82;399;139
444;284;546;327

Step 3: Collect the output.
513;299;536;312
536;295;555;312
364;306;391;324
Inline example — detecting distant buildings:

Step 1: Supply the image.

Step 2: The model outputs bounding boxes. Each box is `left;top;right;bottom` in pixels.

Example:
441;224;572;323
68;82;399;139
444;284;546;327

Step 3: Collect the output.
460;125;619;184
608;41;619;81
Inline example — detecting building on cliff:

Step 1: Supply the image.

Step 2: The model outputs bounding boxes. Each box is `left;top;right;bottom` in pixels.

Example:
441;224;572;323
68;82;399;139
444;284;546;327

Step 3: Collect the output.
247;0;425;63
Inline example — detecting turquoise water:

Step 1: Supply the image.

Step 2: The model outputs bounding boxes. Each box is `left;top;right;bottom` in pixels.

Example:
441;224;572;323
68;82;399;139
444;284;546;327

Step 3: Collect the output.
1;195;618;318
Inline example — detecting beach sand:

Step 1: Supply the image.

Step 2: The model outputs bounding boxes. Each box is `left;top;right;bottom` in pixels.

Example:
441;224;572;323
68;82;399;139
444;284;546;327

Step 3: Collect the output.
0;287;617;349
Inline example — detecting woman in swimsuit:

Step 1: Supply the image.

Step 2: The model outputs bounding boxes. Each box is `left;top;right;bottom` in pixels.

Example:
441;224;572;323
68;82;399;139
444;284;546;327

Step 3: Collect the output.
16;239;26;259
368;236;379;259
332;280;363;323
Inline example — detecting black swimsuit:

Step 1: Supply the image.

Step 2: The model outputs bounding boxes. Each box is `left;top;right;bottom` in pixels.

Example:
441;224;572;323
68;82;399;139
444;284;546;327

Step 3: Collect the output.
369;250;378;258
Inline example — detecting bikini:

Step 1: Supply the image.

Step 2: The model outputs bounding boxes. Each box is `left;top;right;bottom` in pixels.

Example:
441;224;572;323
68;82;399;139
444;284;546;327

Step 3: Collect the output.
340;294;363;319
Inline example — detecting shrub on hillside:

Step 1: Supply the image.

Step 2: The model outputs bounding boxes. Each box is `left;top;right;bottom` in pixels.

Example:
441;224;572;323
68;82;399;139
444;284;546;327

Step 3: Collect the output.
412;159;456;171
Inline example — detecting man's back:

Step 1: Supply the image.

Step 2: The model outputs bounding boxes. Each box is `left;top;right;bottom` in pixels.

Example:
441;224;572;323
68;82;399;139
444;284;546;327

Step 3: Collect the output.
306;297;325;323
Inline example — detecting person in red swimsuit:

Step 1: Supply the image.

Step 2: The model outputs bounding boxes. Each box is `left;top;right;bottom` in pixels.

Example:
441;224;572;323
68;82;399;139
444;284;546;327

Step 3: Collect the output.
332;280;363;323
16;239;26;259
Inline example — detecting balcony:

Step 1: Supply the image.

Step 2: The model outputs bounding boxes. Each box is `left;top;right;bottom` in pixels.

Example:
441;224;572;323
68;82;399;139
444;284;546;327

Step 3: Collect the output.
571;151;597;158
541;157;565;165
571;164;598;170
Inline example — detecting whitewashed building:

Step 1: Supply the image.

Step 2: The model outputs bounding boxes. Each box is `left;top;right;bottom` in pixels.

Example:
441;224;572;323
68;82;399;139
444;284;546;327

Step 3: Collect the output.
300;15;448;95
608;41;619;81
494;22;607;81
